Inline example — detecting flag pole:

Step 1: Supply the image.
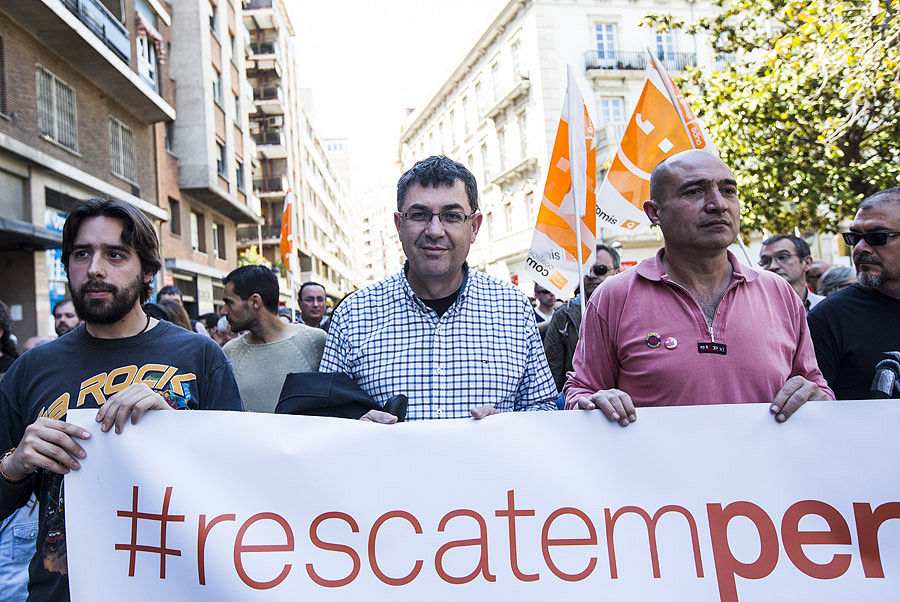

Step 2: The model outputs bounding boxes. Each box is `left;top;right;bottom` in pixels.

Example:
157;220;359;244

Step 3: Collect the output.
567;65;587;323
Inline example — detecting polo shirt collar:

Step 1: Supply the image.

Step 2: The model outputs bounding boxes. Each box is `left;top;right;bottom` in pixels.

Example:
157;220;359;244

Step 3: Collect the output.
636;248;758;284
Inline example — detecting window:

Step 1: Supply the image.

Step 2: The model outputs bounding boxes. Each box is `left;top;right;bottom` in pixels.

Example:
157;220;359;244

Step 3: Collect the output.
497;125;506;171
480;142;489;183
36;66;78;151
474;80;484;115
462;95;472;133
190;211;206;253
215;223;226;259
511;40;521;78
599;97;625;124
657;32;676;67
212;72;223;106
109;117;136;181
234;93;241;124
169;198;181;235
136;26;158;90
491;61;502;101
595;24;619;64
216;141;226;175
0;35;6;116
164;121;174;152
208;2;217;34
449;109;457;147
236;159;245;191
517;111;527;158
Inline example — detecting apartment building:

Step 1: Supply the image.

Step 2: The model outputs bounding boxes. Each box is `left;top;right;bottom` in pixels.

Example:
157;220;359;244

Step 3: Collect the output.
239;0;357;302
398;0;721;288
0;0;174;338
164;0;259;316
359;183;403;285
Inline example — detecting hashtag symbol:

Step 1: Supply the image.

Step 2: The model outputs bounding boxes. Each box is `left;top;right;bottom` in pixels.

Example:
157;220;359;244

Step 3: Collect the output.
115;486;185;578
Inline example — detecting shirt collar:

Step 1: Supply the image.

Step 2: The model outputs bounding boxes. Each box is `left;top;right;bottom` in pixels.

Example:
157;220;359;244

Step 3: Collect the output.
636;248;758;284
401;261;472;314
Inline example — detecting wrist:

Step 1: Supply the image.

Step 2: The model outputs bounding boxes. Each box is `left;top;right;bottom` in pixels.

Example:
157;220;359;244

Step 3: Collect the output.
0;448;29;484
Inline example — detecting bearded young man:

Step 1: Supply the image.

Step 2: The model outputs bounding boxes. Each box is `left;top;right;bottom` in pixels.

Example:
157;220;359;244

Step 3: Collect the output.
0;198;243;600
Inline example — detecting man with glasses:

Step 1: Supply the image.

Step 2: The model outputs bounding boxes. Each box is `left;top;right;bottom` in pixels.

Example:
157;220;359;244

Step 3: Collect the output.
565;150;831;424
543;244;621;392
320;155;557;420
809;188;900;399
758;234;825;312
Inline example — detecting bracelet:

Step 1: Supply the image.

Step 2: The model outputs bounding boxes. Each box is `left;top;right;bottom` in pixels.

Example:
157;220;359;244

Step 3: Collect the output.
0;447;29;484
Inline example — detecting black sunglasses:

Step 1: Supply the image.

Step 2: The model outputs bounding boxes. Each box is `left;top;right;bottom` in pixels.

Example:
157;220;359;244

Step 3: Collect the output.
841;231;900;247
591;265;613;277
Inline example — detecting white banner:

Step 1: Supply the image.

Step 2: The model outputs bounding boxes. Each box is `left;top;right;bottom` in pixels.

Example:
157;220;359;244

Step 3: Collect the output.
65;402;900;601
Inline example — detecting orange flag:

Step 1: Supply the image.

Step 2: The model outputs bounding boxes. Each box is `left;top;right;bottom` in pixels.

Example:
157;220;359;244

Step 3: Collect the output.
279;189;302;294
596;51;716;232
525;69;597;299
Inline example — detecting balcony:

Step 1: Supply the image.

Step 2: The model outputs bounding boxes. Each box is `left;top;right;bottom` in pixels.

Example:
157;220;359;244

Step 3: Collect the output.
253;175;288;195
243;0;282;33
655;52;698;72
484;77;531;122
61;0;129;60
251;130;287;159
243;0;273;8
237;224;281;244
253;85;284;115
585;50;647;72
3;0;174;122
595;122;627;154
248;41;282;77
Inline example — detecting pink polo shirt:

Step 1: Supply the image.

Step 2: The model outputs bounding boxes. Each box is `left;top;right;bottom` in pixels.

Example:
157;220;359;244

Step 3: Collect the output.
564;250;833;408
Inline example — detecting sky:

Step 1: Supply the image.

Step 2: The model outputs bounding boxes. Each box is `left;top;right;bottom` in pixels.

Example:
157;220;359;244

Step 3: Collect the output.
287;0;507;202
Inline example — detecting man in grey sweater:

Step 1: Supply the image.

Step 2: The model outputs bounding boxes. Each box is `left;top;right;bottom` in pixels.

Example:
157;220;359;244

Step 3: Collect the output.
221;265;326;412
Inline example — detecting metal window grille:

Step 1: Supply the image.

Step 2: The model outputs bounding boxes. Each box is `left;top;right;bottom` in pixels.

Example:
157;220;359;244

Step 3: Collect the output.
109;117;136;181
36;66;78;152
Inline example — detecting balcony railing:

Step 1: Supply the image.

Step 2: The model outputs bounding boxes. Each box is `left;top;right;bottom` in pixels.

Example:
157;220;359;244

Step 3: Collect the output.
253;86;282;101
252;131;285;146
250;41;279;57
61;0;130;61
655;52;698;72
253;177;287;193
242;0;273;9
237;224;281;242
584;50;646;71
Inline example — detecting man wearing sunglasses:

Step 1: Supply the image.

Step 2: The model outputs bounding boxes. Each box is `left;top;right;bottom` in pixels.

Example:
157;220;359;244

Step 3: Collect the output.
565;150;832;425
758;234;825;312
543;244;621;392
320;156;557;420
808;189;900;399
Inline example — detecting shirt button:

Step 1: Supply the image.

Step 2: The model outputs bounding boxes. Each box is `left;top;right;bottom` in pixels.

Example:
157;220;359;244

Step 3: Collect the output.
435;367;442;374
436;408;444;417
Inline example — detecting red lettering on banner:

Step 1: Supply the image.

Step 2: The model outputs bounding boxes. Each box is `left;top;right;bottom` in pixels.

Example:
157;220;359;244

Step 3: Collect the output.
854;502;900;578
233;513;294;590
707;502;779;602
306;512;361;587
605;505;704;579
435;509;497;584
781;500;851;579
368;511;424;586
197;513;235;585
541;507;597;581
495;490;540;581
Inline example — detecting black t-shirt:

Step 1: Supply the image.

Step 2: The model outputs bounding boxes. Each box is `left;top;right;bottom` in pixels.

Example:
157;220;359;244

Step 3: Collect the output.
421;286;462;317
0;321;244;601
808;284;900;399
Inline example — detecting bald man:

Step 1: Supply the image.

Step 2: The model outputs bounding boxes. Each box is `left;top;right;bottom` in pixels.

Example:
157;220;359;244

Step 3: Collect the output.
565;150;832;425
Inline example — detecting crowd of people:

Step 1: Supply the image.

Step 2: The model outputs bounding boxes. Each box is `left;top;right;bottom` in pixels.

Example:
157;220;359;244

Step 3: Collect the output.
0;153;897;599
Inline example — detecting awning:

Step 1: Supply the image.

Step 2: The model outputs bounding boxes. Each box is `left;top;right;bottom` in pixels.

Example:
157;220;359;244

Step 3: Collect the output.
0;218;62;251
136;12;167;64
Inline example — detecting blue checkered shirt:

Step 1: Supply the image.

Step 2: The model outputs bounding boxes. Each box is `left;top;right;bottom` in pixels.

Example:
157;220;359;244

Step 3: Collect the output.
320;265;558;419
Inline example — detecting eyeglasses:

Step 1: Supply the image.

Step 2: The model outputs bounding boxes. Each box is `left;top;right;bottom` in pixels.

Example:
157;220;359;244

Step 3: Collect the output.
758;252;798;268
591;265;613;277
841;231;900;247
400;209;476;226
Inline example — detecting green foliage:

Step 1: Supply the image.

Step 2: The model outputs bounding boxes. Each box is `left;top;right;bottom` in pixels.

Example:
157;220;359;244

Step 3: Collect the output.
644;0;900;233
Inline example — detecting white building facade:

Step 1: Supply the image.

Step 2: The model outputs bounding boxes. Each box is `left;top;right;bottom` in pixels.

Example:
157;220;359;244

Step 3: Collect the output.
398;0;722;289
